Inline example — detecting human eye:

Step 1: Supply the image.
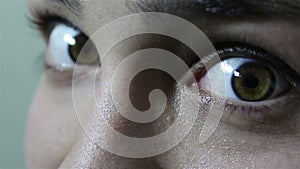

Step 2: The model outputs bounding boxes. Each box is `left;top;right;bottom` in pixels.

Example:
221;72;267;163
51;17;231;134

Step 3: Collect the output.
30;12;99;81
192;42;300;131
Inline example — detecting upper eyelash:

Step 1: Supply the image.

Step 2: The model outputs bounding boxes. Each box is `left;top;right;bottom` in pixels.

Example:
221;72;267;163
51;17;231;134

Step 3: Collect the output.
214;42;300;90
29;9;56;32
192;42;300;123
29;10;300;90
29;11;300;124
28;9;78;39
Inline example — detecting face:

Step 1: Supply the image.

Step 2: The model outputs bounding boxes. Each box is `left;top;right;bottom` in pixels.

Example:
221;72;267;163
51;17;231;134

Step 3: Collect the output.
25;0;300;168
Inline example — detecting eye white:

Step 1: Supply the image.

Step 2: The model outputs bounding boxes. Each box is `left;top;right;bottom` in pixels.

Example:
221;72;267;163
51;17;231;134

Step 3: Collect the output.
45;24;80;69
200;58;288;101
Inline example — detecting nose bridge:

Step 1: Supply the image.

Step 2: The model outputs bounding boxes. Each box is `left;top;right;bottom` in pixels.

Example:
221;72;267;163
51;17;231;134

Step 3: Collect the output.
59;40;170;168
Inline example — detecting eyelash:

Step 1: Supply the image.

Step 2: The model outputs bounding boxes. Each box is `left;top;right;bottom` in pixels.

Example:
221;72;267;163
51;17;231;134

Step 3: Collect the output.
29;9;78;40
192;42;300;123
196;44;299;126
215;42;300;90
30;12;300;126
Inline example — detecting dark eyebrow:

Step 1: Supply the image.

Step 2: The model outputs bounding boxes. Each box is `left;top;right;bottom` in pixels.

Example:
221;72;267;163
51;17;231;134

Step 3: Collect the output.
51;0;83;16
127;0;300;18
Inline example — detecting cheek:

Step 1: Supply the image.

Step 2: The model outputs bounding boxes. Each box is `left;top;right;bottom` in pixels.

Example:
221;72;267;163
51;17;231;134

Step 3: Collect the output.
25;74;90;168
156;120;300;169
25;73;300;168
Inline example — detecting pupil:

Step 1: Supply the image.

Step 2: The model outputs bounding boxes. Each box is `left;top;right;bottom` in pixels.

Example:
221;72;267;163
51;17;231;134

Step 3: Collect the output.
244;75;259;88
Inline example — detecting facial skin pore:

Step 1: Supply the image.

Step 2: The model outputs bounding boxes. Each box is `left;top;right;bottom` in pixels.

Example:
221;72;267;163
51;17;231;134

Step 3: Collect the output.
26;0;300;168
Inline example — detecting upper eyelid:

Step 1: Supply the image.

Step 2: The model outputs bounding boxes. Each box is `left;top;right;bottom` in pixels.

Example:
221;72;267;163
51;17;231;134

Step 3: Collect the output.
28;8;82;39
192;42;300;91
205;21;300;75
226;21;299;69
30;8;300;89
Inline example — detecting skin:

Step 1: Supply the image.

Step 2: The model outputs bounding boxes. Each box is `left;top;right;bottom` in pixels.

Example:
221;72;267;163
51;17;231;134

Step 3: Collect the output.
26;0;300;168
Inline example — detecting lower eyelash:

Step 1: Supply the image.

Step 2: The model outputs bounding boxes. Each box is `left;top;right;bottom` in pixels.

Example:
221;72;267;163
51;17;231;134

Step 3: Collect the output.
197;87;300;126
189;41;300;124
224;101;273;122
225;92;300;124
183;79;299;133
198;90;265;120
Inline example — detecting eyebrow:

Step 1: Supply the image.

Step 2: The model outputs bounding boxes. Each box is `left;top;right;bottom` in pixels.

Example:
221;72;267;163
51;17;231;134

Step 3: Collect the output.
51;0;83;16
127;0;300;18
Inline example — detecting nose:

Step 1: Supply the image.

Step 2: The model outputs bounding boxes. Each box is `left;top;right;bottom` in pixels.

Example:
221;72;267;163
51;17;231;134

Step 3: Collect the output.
58;36;178;169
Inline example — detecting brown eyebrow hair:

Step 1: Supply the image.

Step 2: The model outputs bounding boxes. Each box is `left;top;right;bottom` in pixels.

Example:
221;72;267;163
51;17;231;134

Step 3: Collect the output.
126;0;300;18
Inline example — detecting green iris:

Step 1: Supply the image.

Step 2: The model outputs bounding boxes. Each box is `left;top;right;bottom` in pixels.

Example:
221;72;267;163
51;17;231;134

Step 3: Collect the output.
232;62;276;101
68;33;99;64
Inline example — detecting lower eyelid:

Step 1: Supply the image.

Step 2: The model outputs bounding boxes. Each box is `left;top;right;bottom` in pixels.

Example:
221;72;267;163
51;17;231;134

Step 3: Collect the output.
194;88;300;133
224;94;300;127
44;66;74;85
44;64;100;86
